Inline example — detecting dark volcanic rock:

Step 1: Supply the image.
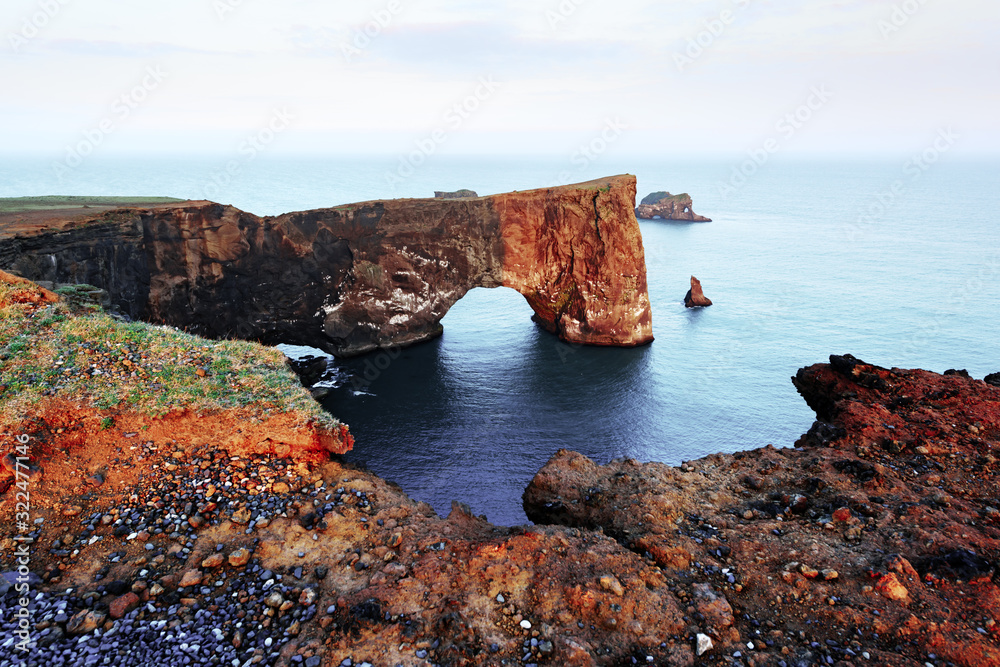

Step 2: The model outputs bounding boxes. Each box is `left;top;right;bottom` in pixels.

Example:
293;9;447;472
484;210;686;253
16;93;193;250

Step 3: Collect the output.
285;354;331;387
636;192;711;222
985;372;1000;387
1;176;653;357
433;189;478;199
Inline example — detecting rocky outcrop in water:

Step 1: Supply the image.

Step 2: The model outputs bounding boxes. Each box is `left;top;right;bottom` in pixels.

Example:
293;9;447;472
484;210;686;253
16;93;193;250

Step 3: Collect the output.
635;192;711;222
683;275;712;308
0;176;653;356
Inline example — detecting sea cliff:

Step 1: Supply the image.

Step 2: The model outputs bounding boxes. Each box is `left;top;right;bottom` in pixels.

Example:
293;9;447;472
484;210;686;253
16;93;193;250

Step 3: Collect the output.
1;176;653;357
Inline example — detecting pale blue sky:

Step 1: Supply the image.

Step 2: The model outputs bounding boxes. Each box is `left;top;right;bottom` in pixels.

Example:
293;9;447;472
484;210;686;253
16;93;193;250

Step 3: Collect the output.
2;0;997;158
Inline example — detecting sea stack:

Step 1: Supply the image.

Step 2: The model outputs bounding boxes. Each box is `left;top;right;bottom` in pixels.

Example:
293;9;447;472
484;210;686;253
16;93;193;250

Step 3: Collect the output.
684;276;713;308
636;192;711;222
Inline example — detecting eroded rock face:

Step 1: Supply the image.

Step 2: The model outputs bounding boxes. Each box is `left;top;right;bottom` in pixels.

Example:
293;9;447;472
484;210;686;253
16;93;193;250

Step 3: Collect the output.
683;275;712;308
524;355;1000;666
635;192;711;222
0;176;653;356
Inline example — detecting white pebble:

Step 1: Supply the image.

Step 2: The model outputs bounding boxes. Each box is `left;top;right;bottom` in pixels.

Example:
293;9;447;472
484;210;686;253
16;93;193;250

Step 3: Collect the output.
519;620;531;629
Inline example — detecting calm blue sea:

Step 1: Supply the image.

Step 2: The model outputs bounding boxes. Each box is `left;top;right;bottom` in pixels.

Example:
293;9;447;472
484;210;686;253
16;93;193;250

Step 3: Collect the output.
3;153;998;525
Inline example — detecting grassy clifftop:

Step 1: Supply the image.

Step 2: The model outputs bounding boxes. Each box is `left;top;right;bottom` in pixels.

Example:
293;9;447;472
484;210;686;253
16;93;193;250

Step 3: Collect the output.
0;196;186;214
0;271;341;434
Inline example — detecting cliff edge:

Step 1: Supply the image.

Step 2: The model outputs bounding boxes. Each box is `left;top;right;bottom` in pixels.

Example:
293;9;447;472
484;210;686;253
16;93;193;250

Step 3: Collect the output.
0;176;653;357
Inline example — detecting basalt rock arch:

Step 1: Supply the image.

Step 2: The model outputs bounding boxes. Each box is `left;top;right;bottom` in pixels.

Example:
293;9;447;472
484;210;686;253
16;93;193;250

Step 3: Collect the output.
0;175;653;356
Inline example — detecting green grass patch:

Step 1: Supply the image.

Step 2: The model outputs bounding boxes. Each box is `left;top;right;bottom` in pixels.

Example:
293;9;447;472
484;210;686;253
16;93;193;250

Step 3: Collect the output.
639;192;689;206
0;196;186;214
0;280;339;430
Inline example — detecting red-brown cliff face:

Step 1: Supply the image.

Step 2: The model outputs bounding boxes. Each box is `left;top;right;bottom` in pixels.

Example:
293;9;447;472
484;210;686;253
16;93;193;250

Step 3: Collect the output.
496;176;653;347
0;176;653;356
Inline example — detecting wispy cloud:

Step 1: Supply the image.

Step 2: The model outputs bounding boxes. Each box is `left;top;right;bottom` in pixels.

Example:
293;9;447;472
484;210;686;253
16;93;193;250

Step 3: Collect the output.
1;0;997;155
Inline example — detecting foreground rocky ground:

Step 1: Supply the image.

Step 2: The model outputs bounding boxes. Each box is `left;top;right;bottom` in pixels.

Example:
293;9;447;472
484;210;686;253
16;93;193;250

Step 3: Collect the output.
2;272;999;666
526;356;1000;666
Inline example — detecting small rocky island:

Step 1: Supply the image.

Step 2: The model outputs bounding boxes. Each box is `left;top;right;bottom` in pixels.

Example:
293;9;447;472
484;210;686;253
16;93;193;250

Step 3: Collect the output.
636;191;711;222
684;275;713;308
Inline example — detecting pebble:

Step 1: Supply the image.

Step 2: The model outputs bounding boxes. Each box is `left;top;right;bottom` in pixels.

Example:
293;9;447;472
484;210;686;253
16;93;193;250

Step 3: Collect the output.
178;570;203;588
201;553;225;569
599;575;625;596
228;548;251;567
832;507;852;522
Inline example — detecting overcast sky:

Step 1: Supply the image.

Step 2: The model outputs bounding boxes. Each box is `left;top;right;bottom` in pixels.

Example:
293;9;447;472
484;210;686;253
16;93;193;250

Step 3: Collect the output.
2;0;997;158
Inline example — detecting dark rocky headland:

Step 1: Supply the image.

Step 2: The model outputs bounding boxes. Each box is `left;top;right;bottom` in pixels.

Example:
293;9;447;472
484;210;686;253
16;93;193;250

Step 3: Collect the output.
2;186;1000;667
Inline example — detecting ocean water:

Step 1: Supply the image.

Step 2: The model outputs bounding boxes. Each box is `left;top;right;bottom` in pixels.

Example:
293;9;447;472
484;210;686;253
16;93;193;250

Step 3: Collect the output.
3;154;998;525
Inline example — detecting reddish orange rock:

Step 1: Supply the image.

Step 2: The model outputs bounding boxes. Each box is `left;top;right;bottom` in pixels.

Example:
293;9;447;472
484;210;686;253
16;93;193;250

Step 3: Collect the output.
832;507;852;522
108;592;140;619
875;573;910;602
684;275;713;308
